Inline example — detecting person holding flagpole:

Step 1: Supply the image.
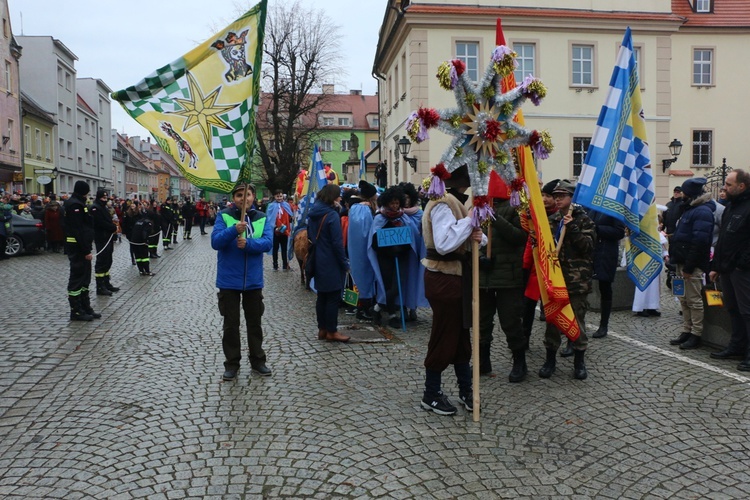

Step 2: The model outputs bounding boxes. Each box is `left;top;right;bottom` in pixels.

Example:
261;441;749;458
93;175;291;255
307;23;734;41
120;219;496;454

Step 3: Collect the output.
420;165;485;415
212;184;274;381
540;180;595;380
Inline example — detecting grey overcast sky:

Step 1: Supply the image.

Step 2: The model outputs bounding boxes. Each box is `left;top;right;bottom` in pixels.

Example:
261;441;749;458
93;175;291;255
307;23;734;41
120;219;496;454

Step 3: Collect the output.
9;0;384;138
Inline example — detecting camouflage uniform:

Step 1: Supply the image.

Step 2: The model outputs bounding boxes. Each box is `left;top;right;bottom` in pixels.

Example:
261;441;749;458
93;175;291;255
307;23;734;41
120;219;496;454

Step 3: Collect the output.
545;205;595;351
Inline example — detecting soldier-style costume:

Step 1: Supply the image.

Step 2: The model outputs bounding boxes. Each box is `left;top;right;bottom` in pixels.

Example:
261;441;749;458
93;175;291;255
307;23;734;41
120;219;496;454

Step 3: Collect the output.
64;181;101;321
90;189;120;296
540;180;595;380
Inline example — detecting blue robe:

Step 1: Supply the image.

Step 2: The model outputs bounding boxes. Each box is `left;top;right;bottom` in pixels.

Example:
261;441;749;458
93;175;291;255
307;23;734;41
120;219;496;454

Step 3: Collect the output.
367;211;428;309
347;204;376;299
265;200;294;256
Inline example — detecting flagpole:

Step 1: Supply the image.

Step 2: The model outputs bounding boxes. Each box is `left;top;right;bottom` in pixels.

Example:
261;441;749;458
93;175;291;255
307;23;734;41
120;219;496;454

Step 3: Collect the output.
240;182;250;221
471;240;480;421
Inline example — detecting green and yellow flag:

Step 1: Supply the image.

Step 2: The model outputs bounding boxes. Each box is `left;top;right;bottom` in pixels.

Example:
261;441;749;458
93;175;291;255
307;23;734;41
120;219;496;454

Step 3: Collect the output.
112;0;267;193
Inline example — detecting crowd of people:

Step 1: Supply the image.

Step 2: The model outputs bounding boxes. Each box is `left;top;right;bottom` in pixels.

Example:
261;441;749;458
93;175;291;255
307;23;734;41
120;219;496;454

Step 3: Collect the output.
9;166;750;417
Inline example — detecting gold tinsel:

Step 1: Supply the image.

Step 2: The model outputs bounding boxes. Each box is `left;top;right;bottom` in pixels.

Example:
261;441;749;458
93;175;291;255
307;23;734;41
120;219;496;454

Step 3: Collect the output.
495;150;509;164
482;86;495;100
455;146;464;157
493;53;517;77
436;62;452;90
407;119;421;143
526;79;548;100
501;102;514;116
449;115;462;128
422;177;432;190
540;130;554;153
506;128;517;139
465;93;476;106
477;160;489;174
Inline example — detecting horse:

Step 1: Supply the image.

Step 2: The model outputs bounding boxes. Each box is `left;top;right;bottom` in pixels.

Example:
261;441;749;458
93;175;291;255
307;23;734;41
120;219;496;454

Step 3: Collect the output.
293;228;311;289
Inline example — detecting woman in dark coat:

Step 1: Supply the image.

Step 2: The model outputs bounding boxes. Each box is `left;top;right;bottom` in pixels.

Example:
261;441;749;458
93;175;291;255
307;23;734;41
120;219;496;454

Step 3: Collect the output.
587;209;625;340
307;184;350;342
44;201;64;252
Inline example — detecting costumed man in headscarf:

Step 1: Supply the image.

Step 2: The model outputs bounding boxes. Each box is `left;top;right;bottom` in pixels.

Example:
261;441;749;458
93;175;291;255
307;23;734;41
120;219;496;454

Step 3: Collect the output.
64;181;101;321
367;185;427;328
347;180;379;321
419;165;486;416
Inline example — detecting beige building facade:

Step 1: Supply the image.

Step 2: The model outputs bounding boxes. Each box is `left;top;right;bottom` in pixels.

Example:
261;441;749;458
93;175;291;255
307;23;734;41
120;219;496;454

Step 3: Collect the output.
374;0;750;201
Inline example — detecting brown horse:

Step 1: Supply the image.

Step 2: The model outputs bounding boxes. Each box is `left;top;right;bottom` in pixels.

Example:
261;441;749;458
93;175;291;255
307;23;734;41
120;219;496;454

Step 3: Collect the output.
293;228;311;289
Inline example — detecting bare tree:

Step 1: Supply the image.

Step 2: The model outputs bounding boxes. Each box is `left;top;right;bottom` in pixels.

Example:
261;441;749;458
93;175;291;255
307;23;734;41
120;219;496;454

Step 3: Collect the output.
251;0;343;193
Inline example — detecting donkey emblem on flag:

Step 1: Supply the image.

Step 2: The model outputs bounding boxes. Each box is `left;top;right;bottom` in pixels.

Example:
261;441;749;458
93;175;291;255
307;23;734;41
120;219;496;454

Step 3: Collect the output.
160;122;199;170
211;30;254;82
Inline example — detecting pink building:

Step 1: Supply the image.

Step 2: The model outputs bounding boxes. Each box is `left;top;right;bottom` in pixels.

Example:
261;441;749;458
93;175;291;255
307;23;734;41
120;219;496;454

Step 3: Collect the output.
0;0;22;193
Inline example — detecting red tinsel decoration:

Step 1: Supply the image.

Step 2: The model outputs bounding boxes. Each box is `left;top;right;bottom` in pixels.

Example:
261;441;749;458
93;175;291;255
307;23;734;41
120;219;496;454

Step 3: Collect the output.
511;178;525;191
529;130;540;146
473;195;490;208
418;107;441;129
451;59;466;76
483;119;502;142
431;163;451;180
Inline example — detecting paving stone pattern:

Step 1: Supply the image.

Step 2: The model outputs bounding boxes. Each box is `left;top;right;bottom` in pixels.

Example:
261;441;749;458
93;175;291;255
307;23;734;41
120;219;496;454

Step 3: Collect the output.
1;234;749;499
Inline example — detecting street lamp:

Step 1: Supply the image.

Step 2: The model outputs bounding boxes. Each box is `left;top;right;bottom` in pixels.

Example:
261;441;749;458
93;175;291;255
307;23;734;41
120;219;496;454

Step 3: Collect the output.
397;137;418;173
662;138;683;173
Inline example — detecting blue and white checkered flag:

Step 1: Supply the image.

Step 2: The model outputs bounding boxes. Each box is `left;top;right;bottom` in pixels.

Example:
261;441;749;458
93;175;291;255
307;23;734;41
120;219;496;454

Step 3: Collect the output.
289;144;328;259
572;27;663;291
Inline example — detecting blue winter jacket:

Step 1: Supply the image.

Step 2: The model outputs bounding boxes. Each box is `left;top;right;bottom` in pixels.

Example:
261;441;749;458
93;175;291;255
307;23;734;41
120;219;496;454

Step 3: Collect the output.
307;200;349;293
211;205;273;291
669;193;714;274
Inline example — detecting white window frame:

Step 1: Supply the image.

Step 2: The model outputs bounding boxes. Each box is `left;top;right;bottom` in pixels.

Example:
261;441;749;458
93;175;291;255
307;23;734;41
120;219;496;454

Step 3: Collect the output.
44;132;51;160
320;139;332;152
691;129;713;167
570;43;597;87
572;136;592;177
24;125;30;156
4;60;10;92
341;139;351;152
322;117;334;126
338;117;350;127
512;41;538;81
370;140;379;150
454;40;480;82
692;47;714;86
696;0;711;13
35;129;41;158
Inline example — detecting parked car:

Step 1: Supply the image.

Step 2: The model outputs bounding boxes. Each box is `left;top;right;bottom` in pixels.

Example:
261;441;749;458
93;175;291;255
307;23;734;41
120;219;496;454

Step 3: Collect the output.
5;213;45;257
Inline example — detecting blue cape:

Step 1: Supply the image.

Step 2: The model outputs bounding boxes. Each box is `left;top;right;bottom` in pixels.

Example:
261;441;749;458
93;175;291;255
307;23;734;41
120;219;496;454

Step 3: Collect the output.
347;204;376;299
367;211;428;309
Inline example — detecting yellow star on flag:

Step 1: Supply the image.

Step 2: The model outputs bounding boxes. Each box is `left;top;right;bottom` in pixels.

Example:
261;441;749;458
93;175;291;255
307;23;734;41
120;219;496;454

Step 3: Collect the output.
172;72;237;149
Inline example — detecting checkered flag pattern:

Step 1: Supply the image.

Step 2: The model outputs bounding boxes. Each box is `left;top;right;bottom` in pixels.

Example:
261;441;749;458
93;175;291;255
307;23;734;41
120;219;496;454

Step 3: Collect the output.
572;27;662;291
212;99;253;183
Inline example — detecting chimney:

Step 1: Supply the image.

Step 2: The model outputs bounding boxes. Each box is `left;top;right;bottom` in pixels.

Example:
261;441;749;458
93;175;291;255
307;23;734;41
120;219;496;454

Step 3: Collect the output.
322;84;334;95
350;89;362;96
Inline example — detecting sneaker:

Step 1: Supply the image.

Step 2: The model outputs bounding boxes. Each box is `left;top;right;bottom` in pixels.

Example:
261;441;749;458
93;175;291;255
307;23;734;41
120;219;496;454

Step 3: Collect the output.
356;310;374;321
458;393;474;412
421;391;457;416
345;307;357;315
222;368;239;381
251;364;272;376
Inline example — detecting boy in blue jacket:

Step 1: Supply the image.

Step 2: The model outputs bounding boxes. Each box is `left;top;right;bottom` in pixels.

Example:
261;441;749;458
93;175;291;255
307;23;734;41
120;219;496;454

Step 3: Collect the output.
211;184;274;381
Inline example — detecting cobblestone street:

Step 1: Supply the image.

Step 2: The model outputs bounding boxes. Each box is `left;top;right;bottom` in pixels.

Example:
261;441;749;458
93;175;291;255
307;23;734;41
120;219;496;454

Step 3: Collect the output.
1;234;749;499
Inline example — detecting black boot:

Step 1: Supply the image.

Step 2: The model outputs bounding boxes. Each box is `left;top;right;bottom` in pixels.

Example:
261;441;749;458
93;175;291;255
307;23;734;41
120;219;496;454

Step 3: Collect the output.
593;299;611;338
560;340;574;357
479;343;492;375
738;350;750;372
454;363;473;412
669;331;691;345
80;292;102;319
679;334;701;350
96;277;112;296
69;296;93;321
539;348;556;378
573;349;588;380
105;277;120;292
508;349;527;383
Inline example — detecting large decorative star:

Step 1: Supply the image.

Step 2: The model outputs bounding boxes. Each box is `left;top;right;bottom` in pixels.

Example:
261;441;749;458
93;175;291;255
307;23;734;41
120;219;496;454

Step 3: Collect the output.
171;72;237;149
405;47;551;212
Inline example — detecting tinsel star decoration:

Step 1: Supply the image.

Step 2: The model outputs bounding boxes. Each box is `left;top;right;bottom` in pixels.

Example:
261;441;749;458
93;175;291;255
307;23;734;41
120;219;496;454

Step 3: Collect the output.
406;46;554;226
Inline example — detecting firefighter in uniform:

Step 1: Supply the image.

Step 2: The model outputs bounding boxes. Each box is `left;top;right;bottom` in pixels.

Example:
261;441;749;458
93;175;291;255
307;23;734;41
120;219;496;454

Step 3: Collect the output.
91;188;120;296
182;198;196;240
161;198;175;251
146;200;162;258
64;181;100;321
